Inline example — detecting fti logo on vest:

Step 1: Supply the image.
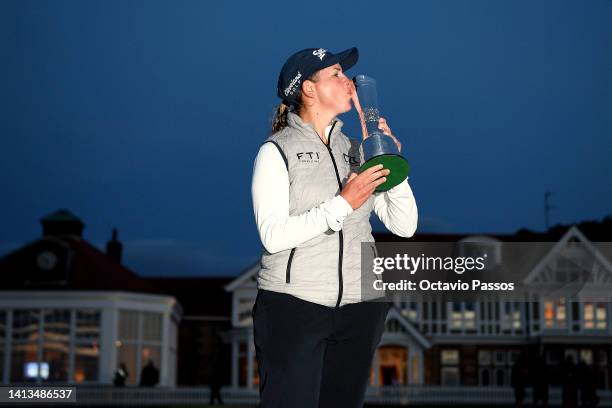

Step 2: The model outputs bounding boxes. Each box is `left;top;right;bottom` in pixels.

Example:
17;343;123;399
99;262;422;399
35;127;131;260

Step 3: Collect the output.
296;151;321;164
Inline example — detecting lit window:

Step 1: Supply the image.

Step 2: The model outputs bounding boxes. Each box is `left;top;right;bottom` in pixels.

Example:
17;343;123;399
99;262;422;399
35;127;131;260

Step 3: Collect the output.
442;350;459;365
117;310;163;385
441;349;460;385
450;302;476;332
580;349;593;365
501;302;522;332
401;301;418;322
74;310;100;383
583;302;607;330
544;298;566;328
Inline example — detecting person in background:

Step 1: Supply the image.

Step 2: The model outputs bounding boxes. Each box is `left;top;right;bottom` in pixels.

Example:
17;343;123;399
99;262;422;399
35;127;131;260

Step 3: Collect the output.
139;360;159;387
113;362;128;387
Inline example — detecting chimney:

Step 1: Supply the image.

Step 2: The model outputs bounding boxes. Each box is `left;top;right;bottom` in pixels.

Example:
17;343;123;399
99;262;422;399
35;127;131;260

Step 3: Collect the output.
106;228;123;264
41;209;85;238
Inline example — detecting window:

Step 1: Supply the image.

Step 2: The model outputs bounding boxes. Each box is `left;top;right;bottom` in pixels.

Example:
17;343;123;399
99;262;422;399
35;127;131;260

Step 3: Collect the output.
598;350;608;367
117;311;163;385
141;312;162;374
464;303;476;331
76;310;100;340
74;310;100;383
12;310;39;342
401;301;418;322
142;313;161;342
501;302;522;333
478;350;491;365
237;297;255;327
385;319;407;334
494;350;506;366
74;342;99;383
441;349;460;385
5;309;102;383
42;310;70;381
11;310;40;382
580;349;593;365
583;303;607;330
119;311;138;341
478;349;517;386
544;298;566;329
117;344;138;384
450;302;476;333
450;303;462;330
11;343;38;382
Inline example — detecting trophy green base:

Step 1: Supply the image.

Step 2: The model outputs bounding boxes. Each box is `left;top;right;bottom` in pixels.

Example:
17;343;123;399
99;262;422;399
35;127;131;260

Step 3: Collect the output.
360;154;410;192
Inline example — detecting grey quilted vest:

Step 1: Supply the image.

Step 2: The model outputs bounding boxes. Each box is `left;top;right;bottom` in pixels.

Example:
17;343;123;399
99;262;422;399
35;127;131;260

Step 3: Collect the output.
257;112;380;308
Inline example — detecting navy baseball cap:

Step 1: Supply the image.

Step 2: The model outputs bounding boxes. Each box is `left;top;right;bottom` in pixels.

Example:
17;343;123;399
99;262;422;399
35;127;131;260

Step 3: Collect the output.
277;47;359;107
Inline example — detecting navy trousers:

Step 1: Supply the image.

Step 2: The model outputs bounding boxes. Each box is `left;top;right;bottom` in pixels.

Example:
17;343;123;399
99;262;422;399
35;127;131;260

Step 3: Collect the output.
252;289;390;408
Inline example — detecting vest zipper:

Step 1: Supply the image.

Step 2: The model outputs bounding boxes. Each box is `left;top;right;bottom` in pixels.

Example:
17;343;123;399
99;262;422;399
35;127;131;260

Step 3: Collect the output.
321;121;344;308
286;248;296;283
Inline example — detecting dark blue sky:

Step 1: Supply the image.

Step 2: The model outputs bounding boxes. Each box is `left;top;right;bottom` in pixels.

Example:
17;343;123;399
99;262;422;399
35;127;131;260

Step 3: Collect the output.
1;0;611;277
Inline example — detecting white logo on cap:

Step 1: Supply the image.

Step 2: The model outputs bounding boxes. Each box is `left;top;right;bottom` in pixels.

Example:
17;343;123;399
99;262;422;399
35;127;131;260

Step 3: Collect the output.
313;48;327;60
284;71;302;97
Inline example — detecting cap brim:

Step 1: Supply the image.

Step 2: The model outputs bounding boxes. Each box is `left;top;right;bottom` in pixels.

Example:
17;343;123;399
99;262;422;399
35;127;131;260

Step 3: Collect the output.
327;47;359;72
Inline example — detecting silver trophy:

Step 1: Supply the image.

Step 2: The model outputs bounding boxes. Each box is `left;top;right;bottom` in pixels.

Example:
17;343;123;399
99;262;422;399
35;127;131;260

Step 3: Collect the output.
353;74;410;191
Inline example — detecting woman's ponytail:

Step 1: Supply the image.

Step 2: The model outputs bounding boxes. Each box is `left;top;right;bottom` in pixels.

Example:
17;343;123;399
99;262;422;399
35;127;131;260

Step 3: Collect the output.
271;103;290;133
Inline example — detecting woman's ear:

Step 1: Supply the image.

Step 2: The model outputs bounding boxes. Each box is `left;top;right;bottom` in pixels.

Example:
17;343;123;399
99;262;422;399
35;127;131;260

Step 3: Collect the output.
302;80;316;99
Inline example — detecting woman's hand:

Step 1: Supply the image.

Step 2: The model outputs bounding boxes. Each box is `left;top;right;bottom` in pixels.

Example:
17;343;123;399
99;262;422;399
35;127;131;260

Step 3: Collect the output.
340;164;390;209
379;117;401;152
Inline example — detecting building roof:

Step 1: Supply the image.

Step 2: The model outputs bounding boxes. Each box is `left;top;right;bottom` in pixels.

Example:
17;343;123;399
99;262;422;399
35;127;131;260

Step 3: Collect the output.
0;236;159;294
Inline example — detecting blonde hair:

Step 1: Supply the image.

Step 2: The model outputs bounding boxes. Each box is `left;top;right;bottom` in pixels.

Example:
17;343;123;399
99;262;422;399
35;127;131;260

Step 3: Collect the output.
271;71;319;134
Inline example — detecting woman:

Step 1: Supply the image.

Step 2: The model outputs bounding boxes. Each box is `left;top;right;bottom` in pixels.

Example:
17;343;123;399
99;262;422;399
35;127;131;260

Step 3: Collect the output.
251;47;418;408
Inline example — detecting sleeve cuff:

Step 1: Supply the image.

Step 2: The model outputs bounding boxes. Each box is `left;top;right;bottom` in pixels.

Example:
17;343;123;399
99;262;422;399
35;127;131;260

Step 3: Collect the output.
324;195;354;231
385;177;410;196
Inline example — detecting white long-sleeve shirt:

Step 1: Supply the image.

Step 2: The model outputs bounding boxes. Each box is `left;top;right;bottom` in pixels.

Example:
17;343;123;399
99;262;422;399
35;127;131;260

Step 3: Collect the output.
252;142;418;254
